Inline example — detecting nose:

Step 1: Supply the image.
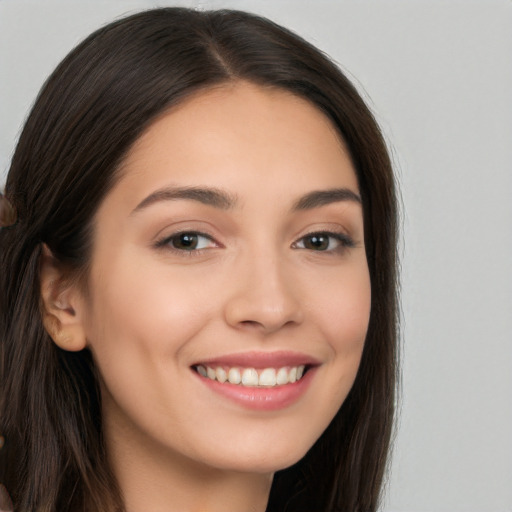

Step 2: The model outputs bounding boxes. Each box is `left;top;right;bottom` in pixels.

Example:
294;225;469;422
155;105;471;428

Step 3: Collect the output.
225;253;304;334
223;252;304;335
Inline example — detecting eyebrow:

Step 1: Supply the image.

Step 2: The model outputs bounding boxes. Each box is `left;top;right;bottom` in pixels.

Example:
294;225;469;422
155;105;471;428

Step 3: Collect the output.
131;185;361;215
131;186;238;214
292;188;361;210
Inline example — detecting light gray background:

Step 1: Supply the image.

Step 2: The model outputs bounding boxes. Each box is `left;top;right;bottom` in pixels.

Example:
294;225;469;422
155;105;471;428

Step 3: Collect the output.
1;1;511;511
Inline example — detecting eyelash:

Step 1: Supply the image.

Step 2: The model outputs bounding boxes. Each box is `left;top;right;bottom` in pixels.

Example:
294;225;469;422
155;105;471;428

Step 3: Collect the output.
292;231;356;253
154;231;217;256
154;230;355;256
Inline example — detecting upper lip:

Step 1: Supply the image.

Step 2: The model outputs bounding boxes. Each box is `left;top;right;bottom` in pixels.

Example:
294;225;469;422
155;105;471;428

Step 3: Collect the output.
192;350;321;369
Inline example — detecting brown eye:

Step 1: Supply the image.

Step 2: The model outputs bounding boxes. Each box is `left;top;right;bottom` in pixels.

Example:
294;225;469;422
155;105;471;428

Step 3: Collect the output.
294;231;355;252
156;231;217;252
171;233;200;250
303;234;330;251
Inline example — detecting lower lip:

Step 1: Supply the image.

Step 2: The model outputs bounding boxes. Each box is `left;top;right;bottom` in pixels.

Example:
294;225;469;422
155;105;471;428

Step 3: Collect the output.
194;368;316;411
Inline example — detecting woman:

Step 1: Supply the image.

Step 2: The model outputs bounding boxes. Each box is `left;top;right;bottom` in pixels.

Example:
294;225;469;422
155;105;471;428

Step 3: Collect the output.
0;7;398;512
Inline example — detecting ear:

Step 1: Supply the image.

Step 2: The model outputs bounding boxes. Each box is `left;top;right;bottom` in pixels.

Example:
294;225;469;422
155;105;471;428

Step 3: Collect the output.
39;244;87;352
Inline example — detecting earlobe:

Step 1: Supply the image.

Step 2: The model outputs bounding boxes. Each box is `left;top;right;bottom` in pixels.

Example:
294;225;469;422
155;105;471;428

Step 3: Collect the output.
40;244;87;352
41;313;86;352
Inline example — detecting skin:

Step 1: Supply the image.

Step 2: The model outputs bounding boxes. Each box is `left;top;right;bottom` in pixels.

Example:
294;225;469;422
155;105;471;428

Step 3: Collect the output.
42;81;371;512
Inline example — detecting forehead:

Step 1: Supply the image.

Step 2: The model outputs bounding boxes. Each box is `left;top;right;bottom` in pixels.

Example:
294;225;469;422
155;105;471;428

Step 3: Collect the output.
113;81;358;206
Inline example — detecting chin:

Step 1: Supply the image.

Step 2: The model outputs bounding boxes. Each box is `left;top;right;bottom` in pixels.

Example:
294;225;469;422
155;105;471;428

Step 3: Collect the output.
196;437;313;475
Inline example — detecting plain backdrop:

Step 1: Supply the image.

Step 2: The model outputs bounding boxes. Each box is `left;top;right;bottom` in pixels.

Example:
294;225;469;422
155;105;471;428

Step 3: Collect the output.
1;1;511;511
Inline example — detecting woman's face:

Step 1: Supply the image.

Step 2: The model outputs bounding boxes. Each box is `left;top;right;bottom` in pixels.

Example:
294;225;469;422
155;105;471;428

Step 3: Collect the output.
78;81;371;474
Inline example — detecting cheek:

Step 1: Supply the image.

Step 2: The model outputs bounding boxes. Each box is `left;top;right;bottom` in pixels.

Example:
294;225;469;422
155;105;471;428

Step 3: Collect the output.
86;251;212;348
82;255;213;404
308;262;371;403
82;259;217;442
311;263;371;352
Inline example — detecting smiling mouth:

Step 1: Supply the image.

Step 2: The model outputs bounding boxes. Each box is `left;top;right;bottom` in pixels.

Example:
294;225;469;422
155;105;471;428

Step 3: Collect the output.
193;364;310;387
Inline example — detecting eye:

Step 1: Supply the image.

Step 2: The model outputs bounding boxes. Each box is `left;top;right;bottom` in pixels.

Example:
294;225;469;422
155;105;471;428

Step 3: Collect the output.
156;231;217;251
293;231;355;252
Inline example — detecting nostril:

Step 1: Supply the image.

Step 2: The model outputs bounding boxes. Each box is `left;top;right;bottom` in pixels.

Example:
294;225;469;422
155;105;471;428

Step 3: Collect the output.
240;320;262;328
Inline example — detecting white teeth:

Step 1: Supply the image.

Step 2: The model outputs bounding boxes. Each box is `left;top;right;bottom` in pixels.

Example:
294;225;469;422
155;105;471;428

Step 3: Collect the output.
276;367;289;385
215;367;227;383
259;368;277;387
197;364;308;387
241;368;259;386
228;367;241;384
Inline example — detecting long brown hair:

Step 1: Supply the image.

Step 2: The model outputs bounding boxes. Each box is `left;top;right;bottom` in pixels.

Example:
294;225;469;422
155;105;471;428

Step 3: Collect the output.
0;8;398;511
